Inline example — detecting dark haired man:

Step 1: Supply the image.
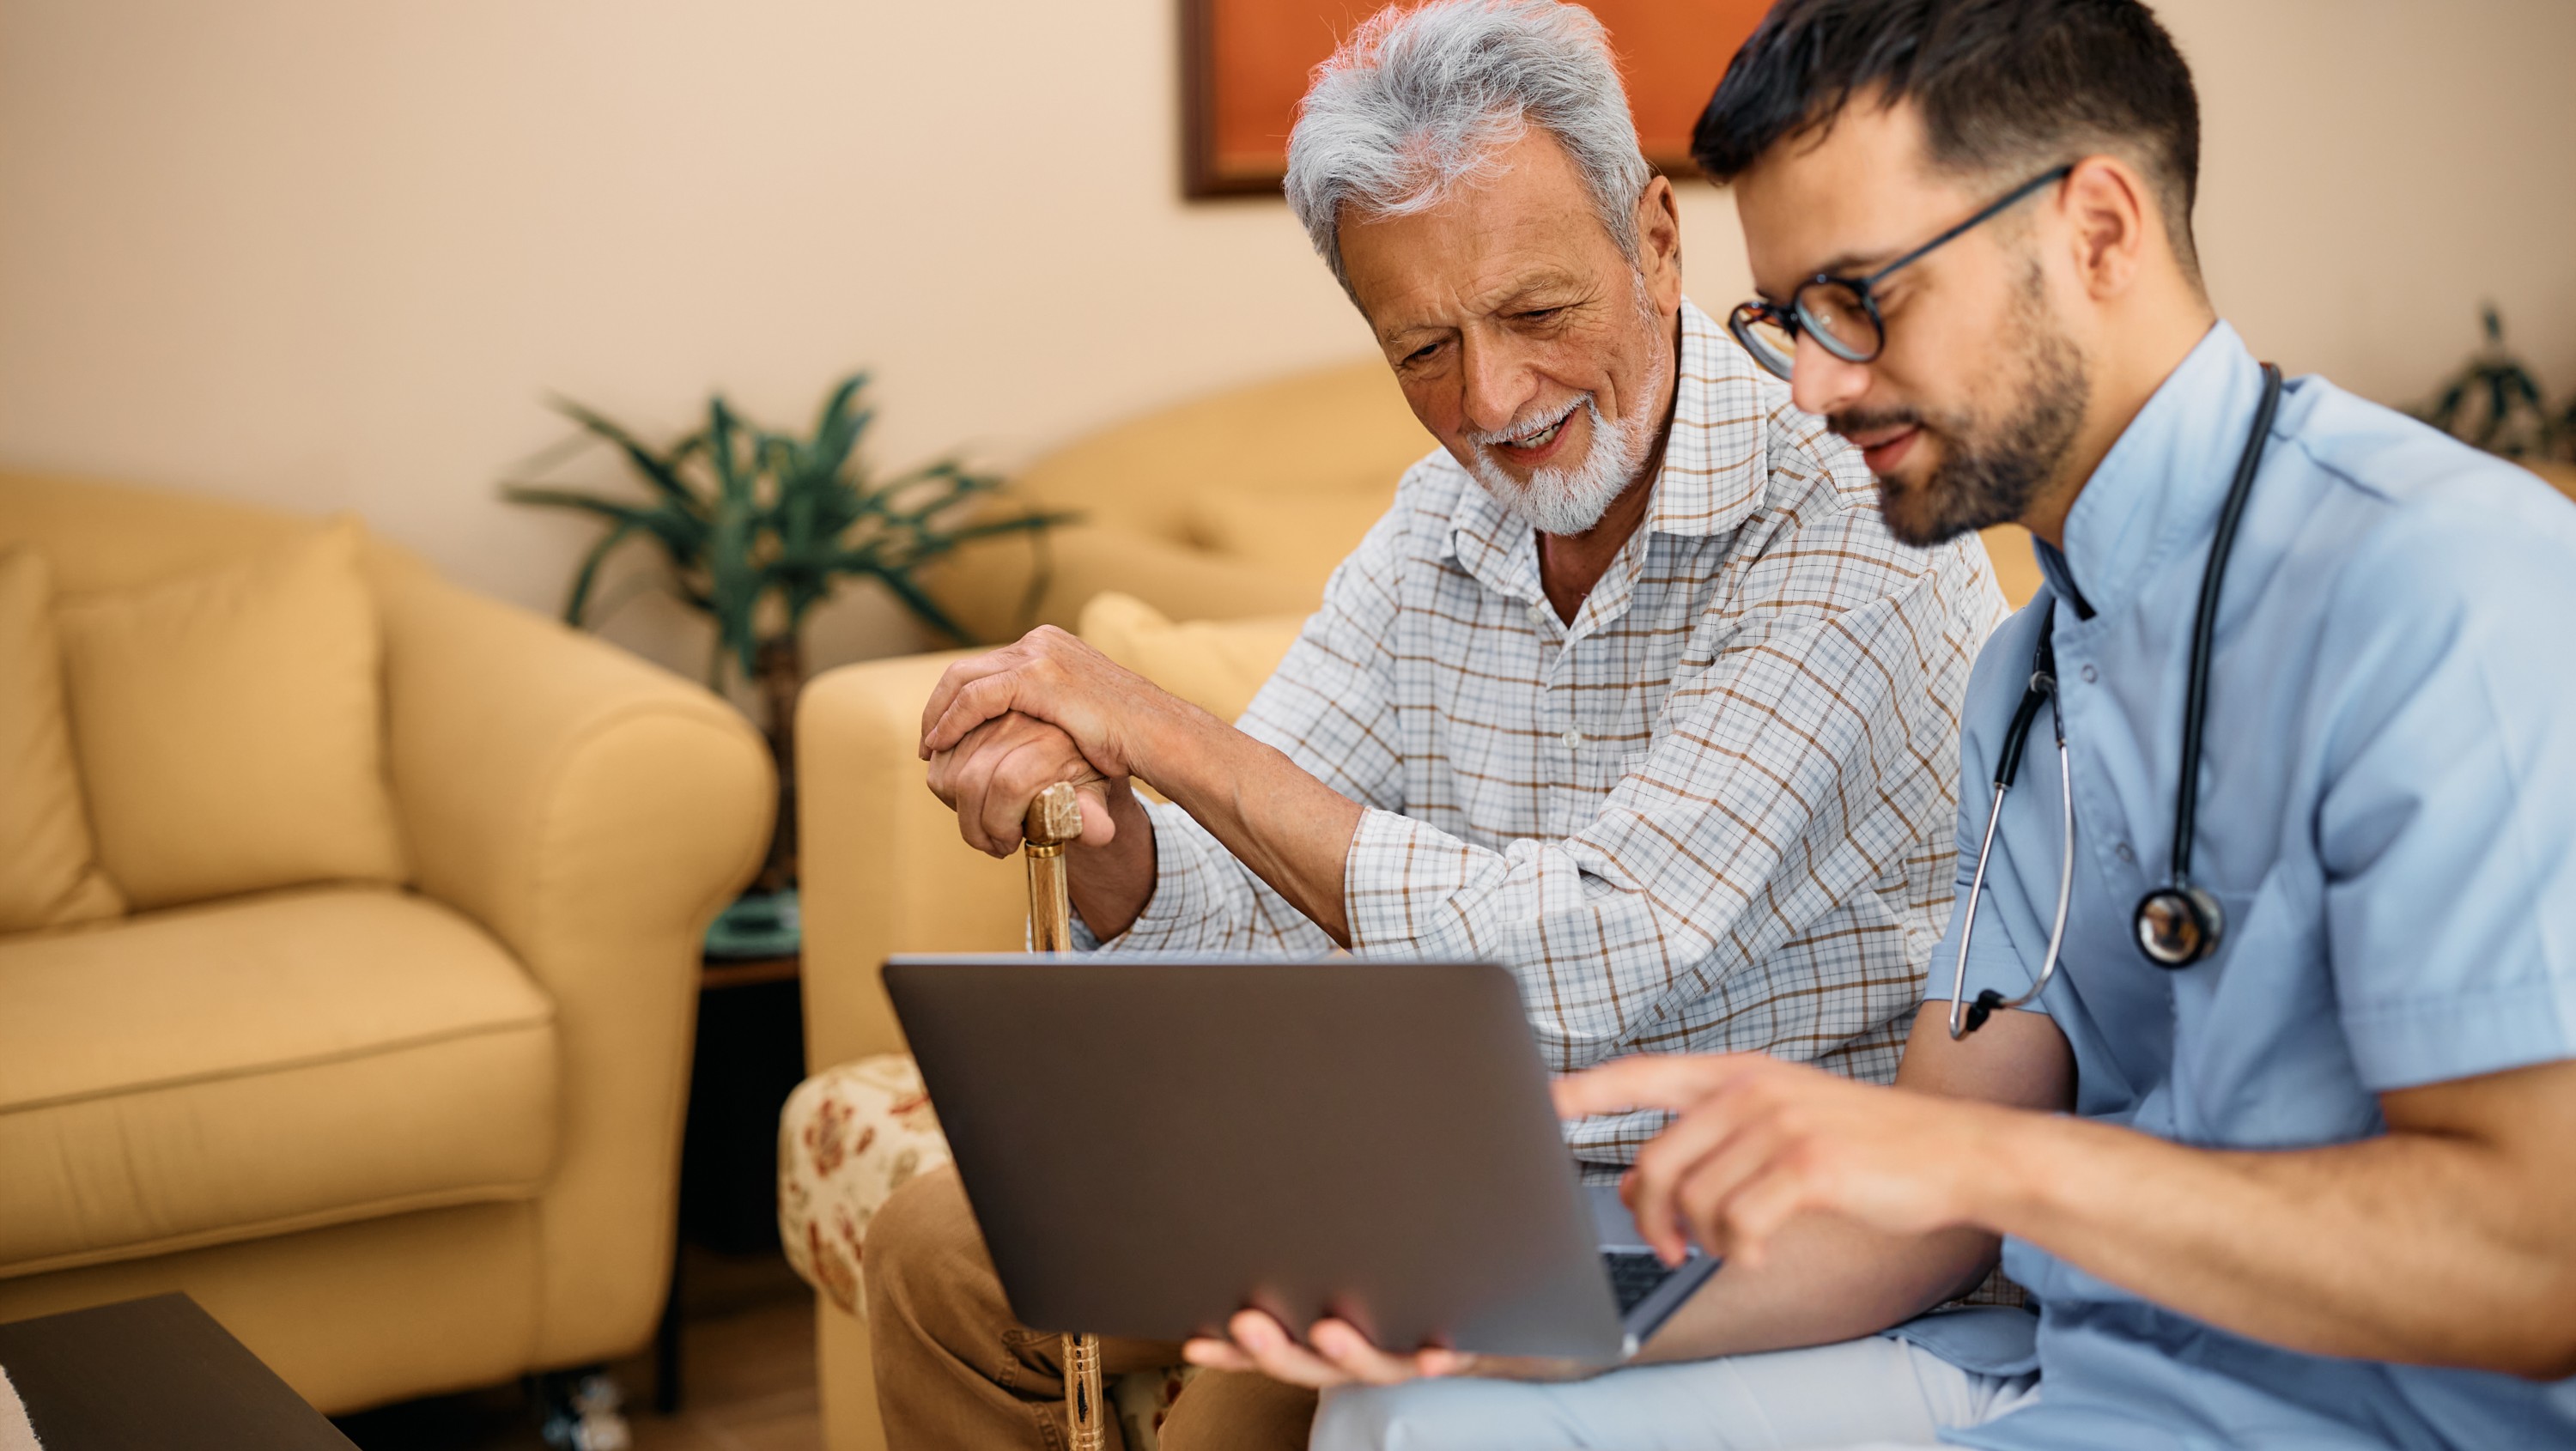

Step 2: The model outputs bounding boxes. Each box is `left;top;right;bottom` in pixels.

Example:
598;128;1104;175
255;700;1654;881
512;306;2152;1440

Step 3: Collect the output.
1207;1;2576;1447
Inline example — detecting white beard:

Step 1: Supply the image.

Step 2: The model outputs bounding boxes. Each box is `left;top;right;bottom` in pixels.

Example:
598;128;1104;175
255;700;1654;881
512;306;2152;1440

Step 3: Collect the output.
1462;294;1670;537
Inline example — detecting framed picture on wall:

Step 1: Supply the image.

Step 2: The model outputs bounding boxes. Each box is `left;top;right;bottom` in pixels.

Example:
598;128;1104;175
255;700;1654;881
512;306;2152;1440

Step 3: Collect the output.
1181;0;1771;197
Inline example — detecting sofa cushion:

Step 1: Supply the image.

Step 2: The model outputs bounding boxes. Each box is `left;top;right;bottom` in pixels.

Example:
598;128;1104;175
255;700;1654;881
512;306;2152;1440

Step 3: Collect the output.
55;519;409;910
0;549;125;932
1077;593;1307;726
0;886;556;1278
1182;485;1392;594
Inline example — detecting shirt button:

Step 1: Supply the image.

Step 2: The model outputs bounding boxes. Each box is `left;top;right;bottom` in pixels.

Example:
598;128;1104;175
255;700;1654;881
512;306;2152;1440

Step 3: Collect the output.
1562;729;1583;750
2081;665;2099;683
2116;842;2136;864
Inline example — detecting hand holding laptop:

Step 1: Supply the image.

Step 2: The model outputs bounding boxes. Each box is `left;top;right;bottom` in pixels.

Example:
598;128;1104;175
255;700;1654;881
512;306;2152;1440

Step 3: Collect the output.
1176;1048;2015;1393
884;957;1719;1387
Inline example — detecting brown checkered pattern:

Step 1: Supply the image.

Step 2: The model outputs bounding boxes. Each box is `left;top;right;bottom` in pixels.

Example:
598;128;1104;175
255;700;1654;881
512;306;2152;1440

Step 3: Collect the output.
1098;302;2004;1165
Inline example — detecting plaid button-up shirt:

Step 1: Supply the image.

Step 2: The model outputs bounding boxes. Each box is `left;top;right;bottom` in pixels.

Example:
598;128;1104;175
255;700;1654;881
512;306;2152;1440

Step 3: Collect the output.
1098;301;2004;1165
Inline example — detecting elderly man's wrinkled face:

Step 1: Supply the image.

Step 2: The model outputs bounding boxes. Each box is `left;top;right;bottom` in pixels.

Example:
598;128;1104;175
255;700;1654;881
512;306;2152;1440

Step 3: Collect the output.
1338;130;1684;536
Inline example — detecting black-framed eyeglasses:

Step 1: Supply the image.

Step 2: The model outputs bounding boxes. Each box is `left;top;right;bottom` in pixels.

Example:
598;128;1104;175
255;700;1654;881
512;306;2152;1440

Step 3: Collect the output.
1728;164;2073;382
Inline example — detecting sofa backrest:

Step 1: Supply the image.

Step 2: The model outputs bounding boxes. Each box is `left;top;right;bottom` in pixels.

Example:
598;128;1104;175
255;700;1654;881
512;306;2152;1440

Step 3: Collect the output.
1012;357;1427;544
0;471;310;592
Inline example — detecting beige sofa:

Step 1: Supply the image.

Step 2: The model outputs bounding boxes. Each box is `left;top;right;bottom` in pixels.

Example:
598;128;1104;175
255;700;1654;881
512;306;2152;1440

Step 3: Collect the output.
0;473;774;1414
922;358;1433;636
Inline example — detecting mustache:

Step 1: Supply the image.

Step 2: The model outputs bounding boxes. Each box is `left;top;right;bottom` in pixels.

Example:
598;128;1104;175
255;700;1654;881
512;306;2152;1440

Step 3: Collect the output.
1826;406;1926;439
1466;396;1587;447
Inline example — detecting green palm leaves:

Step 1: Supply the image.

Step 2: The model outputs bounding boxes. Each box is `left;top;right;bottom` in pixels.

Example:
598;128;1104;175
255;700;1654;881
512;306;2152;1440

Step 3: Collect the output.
504;373;1070;686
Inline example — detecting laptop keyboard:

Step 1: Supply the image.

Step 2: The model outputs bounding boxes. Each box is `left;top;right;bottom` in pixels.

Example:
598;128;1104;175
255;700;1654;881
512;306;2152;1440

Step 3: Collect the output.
1602;1251;1678;1315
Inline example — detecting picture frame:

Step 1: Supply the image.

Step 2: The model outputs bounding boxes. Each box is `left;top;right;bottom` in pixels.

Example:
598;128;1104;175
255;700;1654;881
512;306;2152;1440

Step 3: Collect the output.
1181;0;1772;198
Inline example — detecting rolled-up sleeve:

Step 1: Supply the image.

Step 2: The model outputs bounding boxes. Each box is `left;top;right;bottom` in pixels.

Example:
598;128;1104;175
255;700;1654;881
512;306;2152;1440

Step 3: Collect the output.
1084;497;1413;959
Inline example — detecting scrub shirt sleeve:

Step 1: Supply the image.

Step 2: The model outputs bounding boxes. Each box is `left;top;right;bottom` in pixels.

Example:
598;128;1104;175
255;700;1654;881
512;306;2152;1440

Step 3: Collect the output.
2316;489;2576;1091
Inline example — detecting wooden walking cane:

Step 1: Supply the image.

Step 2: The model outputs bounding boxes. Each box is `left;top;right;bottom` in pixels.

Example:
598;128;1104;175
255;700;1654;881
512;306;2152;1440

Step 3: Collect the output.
1023;781;1107;1451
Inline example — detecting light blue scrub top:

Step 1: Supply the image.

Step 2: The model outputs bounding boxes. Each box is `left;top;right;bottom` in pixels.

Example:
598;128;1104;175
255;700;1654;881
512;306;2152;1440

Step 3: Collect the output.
1924;322;2576;1448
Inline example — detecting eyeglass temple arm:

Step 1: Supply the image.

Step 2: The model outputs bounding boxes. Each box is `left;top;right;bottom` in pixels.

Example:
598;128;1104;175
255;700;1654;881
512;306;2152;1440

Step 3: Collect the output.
1862;164;2075;288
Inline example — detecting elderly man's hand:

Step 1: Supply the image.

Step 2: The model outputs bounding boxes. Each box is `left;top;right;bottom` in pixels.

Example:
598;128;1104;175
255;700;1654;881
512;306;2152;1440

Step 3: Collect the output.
924;710;1120;857
920;625;1194;783
1180;1310;1591;1390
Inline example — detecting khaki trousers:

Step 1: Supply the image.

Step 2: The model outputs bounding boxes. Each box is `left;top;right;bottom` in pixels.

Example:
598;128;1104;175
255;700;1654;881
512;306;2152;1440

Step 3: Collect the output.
865;1165;1317;1451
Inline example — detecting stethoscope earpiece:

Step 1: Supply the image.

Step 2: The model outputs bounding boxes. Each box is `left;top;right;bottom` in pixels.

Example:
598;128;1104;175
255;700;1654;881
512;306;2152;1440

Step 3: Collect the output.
2133;884;2224;968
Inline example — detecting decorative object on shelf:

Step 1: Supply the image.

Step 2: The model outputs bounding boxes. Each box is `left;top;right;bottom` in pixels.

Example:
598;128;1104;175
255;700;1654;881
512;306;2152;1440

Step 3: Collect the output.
1181;0;1768;197
505;374;1073;897
2411;305;2575;464
704;884;800;962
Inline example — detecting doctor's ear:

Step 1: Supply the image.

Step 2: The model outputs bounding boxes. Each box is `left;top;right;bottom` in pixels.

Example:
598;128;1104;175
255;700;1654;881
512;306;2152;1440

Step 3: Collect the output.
2057;154;2155;301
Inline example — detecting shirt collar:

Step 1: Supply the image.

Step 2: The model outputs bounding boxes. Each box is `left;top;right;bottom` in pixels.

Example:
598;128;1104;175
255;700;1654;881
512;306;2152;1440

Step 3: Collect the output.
2039;319;2264;620
1446;299;1770;600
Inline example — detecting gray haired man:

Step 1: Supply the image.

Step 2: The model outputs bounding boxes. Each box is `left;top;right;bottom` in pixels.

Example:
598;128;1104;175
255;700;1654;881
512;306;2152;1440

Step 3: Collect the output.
864;3;2002;1447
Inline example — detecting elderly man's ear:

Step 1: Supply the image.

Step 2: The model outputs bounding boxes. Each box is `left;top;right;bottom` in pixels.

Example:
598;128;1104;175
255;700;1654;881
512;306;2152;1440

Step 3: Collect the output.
1637;173;1685;313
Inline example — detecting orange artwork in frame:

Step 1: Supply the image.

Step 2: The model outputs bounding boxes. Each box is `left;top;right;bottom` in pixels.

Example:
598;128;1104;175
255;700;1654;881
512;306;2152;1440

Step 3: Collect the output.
1182;0;1773;198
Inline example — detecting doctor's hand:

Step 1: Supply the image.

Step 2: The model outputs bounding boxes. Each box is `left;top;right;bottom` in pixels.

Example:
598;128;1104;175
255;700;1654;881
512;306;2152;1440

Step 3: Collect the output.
923;710;1120;857
1555;1053;2013;1271
920;625;1203;783
1182;1311;1590;1389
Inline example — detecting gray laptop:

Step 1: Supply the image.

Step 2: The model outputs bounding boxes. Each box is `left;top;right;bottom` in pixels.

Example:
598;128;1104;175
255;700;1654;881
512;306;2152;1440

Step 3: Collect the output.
883;956;1719;1362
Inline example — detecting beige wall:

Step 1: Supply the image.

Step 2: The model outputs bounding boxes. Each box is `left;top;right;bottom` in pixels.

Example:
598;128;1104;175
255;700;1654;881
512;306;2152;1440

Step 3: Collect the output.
3;0;2572;679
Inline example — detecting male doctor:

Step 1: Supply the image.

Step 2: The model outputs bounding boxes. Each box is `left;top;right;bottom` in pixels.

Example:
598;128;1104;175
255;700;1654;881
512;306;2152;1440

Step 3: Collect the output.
1206;1;2576;1447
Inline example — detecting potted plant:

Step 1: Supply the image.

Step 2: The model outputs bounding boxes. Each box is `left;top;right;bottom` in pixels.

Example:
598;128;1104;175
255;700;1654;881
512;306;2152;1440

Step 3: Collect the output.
2412;305;2574;464
504;373;1069;946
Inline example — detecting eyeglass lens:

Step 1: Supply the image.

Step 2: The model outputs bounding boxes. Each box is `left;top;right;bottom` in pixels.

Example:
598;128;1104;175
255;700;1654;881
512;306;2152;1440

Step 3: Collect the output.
1793;280;1880;366
1728;304;1798;380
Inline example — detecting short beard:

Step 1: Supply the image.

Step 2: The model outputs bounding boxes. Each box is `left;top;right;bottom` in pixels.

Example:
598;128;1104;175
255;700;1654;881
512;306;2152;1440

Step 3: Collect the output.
1463;278;1670;537
1839;267;2088;549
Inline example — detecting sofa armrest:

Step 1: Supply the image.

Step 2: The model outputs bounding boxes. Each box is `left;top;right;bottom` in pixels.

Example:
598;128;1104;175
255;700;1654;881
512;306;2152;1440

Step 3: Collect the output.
796;653;1036;1071
373;558;774;1364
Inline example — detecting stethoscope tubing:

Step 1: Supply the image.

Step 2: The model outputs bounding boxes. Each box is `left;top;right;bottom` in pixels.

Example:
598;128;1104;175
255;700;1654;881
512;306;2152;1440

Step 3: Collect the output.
1944;361;2282;1035
1947;697;2075;1038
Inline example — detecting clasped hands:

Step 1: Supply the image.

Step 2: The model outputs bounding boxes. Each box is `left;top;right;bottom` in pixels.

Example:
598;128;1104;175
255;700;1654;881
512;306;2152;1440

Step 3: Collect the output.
919;625;1191;854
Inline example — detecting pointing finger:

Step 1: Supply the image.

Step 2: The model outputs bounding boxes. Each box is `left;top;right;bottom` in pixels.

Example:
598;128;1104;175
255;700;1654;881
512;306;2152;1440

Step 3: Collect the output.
1552;1053;1756;1120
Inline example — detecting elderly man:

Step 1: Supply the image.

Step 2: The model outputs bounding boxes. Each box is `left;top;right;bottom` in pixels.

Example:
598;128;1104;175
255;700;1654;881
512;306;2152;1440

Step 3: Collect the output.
862;2;2000;1447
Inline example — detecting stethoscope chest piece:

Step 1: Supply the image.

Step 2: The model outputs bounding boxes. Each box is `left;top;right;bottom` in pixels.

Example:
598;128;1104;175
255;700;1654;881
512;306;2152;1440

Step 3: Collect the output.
2133;883;2223;968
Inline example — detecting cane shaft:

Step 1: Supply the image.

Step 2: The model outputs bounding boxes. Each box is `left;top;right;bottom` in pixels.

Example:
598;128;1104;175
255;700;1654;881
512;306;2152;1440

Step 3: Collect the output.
1023;781;1081;952
1026;845;1072;953
1020;783;1103;1448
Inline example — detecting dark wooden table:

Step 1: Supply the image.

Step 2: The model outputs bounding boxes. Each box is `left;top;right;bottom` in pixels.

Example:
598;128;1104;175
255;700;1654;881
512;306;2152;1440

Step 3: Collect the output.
0;1294;354;1449
653;948;806;1412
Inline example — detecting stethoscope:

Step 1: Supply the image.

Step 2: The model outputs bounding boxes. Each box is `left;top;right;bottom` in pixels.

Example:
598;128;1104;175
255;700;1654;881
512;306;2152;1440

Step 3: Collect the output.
1948;362;2283;1038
